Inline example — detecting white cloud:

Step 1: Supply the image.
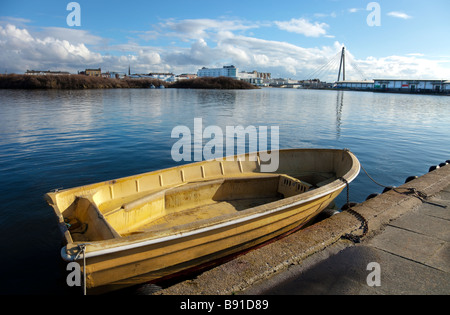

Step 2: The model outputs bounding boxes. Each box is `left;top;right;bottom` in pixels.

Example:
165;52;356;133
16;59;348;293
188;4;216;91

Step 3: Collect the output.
0;24;102;72
345;54;450;80
348;8;362;13
0;18;448;81
387;12;413;19
138;50;161;65
274;18;330;37
0;16;32;27
40;27;105;46
0;17;337;76
253;54;270;66
164;38;217;67
314;12;337;18
0;23;165;74
159;18;257;40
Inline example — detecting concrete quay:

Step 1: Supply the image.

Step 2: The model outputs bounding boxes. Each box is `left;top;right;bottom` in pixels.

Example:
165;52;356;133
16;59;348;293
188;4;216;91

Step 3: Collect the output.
155;164;450;295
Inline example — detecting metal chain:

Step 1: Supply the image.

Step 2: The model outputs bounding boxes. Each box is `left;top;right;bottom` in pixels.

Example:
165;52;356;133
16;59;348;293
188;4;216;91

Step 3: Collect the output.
337;154;448;243
342;209;369;243
339;159;447;244
339;177;369;244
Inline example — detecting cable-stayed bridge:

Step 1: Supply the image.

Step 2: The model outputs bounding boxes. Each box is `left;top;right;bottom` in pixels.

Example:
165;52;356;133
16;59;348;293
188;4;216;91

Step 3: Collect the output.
269;47;370;88
304;47;369;83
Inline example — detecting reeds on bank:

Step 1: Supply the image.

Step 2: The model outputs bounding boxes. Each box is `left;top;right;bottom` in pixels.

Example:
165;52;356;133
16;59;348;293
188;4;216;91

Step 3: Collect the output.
169;76;258;89
0;74;258;90
0;74;166;89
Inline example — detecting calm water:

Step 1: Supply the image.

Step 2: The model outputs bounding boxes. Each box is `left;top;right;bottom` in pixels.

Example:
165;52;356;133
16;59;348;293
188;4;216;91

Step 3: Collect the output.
0;88;449;294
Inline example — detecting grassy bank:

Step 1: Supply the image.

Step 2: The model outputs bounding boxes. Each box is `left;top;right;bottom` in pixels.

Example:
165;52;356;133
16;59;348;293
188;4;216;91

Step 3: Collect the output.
0;74;166;89
0;74;258;90
168;76;258;89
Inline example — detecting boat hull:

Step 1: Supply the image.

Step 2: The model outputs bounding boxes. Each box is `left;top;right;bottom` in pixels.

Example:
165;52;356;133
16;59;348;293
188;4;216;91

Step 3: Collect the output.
46;149;360;293
85;190;340;293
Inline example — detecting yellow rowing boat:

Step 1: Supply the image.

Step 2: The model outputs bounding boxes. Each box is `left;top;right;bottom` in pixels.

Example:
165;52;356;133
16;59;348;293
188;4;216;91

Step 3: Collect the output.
45;149;360;294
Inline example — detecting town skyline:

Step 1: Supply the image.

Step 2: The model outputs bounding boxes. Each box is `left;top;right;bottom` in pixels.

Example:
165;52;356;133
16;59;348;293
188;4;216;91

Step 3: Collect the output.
1;0;450;81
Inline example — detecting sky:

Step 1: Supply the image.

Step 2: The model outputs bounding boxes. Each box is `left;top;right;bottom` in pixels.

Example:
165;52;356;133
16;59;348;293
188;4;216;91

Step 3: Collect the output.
1;0;449;81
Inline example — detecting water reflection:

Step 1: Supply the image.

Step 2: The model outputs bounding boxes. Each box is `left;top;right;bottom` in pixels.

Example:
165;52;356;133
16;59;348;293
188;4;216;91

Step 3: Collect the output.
0;88;449;294
335;91;344;139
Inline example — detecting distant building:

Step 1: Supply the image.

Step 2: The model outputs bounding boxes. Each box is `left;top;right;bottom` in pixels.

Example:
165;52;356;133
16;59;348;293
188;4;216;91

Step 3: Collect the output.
373;79;447;93
105;72;127;79
238;71;264;86
25;70;70;76
237;71;272;86
175;74;198;81
256;72;271;80
445;81;450;93
149;73;175;82
197;66;271;86
128;74;153;79
128;73;175;82
85;68;102;77
336;80;374;90
271;78;301;85
333;79;449;94
197;65;238;79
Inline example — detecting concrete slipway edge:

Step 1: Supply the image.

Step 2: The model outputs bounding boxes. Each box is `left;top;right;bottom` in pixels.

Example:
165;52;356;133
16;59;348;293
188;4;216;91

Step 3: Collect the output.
154;164;450;295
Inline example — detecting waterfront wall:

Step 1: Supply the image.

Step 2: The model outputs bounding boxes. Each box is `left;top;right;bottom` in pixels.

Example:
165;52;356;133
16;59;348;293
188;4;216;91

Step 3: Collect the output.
156;163;450;295
335;79;450;95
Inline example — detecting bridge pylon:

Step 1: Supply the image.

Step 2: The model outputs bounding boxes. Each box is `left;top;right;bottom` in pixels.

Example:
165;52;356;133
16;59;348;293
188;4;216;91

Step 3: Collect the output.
337;47;346;82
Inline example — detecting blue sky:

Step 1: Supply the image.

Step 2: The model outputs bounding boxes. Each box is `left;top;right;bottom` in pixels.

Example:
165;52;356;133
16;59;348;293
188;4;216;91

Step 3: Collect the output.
1;0;449;80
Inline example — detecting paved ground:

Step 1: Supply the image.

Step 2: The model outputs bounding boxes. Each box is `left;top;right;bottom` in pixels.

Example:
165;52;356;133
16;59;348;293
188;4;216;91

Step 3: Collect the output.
244;185;450;295
154;164;450;296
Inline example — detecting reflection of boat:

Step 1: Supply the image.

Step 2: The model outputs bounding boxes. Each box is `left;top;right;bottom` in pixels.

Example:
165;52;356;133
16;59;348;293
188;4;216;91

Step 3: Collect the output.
45;149;360;294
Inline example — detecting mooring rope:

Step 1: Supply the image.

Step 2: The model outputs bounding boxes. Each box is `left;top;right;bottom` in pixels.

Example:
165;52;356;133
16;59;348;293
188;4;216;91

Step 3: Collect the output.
360;162;447;208
338;157;447;244
360;163;394;190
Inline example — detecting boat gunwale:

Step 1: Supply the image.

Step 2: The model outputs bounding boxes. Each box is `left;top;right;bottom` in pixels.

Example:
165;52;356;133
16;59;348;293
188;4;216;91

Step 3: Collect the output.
53;149;360;261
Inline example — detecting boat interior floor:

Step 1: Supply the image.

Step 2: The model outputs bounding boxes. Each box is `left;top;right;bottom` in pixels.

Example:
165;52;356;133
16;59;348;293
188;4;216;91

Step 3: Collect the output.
122;196;282;236
113;174;313;236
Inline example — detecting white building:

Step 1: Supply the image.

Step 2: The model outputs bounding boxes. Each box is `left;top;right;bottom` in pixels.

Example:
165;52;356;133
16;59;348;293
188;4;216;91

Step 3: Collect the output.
128;73;175;82
107;72;127;79
197;65;238;79
148;73;175;82
445;81;450;92
374;79;448;93
238;71;265;86
336;80;374;90
175;74;197;81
